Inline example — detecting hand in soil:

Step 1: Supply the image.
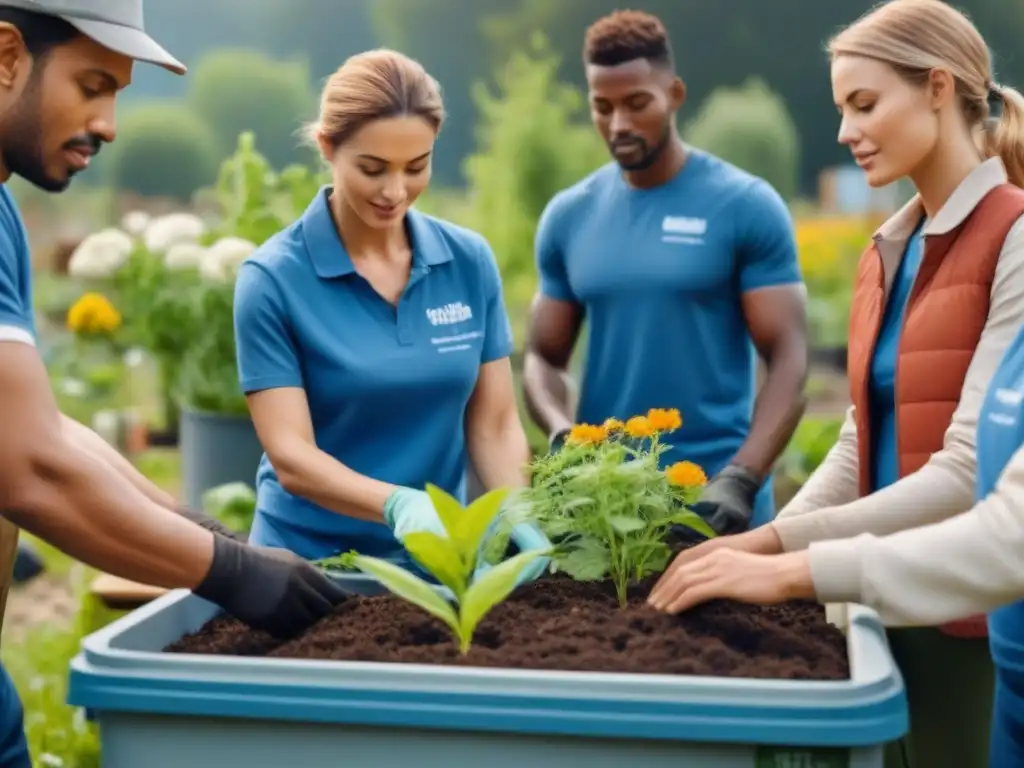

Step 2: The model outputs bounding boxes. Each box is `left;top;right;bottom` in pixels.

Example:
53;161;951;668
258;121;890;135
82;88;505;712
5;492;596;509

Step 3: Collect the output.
647;548;815;614
652;524;783;601
193;537;349;638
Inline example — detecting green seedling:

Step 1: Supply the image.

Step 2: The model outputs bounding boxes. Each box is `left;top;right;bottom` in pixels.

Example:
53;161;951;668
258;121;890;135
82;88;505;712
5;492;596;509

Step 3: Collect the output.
333;484;549;655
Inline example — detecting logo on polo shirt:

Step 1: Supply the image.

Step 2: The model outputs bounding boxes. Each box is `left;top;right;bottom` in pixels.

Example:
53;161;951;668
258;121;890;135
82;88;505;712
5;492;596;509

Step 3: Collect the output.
426;302;473;326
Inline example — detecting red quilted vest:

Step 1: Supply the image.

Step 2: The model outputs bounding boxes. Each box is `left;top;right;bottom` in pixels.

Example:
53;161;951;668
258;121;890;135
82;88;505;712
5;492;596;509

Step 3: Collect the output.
846;184;1024;638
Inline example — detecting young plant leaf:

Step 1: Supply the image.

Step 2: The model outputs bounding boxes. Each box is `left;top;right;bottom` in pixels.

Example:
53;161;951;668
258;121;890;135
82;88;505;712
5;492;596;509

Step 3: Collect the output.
345;554;461;637
454;486;509;555
608;515;646;534
668;511;717;540
458;549;549;644
425;482;464;537
402;531;468;596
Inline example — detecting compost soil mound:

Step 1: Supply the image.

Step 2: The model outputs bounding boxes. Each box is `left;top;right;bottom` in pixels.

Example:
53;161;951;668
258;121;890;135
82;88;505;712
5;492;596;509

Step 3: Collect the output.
166;576;849;679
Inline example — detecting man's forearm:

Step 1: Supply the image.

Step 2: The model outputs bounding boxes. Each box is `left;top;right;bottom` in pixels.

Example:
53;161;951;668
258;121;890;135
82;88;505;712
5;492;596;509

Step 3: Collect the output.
731;339;808;479
522;352;576;437
3;437;214;589
60;414;177;509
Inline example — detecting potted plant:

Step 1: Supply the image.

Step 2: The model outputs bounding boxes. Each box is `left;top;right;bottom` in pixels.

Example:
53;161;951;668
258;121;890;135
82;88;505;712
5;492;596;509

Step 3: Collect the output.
68;408;907;766
65;133;329;508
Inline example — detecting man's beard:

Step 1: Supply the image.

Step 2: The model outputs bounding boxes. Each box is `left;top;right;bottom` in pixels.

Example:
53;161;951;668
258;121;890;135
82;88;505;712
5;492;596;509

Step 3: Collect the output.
0;75;69;193
611;122;673;172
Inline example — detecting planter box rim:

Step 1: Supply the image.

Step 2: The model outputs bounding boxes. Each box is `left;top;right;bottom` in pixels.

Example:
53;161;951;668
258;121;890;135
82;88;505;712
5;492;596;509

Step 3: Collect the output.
67;574;908;747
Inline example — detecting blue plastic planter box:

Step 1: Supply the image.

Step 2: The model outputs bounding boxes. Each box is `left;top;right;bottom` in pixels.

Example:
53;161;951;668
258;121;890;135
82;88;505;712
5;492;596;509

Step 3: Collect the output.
68;575;907;768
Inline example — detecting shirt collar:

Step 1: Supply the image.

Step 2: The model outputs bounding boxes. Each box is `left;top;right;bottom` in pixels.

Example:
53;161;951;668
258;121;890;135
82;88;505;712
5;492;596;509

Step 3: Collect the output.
301;186;454;279
874;156;1009;244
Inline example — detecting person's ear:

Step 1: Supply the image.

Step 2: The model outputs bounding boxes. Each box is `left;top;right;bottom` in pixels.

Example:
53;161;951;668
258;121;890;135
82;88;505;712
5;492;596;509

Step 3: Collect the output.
0;24;27;92
927;67;956;112
669;76;687;111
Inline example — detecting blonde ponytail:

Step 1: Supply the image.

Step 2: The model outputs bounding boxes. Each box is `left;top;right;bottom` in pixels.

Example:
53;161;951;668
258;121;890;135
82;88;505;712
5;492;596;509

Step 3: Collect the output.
987;83;1024;188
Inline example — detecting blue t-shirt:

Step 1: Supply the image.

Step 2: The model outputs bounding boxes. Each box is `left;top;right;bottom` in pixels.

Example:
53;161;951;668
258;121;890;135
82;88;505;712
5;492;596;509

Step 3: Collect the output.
0;185;35;768
234;187;514;561
869;219;926;491
980;324;1024;670
0;186;35;343
535;151;802;527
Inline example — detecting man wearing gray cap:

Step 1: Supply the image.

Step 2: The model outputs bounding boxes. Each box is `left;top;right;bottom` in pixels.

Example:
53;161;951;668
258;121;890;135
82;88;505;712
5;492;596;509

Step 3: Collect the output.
0;4;348;765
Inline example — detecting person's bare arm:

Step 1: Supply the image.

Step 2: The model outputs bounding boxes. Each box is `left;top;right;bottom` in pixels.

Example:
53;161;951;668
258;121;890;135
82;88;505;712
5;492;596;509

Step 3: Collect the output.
731;284;809;478
246;387;396;520
0;342;213;588
60;413;177;508
522;293;583;440
466;357;531;489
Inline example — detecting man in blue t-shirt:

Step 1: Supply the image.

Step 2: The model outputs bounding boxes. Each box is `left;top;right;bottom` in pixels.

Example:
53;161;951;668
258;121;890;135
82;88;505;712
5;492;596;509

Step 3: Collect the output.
524;10;808;535
0;4;347;765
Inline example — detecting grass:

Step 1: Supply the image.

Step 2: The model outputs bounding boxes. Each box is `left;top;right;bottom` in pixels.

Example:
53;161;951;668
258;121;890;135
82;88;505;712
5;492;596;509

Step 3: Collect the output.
0;447;181;768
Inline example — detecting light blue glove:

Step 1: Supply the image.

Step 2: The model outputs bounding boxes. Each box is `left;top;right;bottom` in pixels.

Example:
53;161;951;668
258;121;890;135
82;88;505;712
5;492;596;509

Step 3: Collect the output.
473;521;552;588
382;488;448;541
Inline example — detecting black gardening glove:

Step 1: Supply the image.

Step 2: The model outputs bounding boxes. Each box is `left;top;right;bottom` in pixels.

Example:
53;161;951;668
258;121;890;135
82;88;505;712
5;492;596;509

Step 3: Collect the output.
194;535;348;638
548;427;571;453
176;504;248;543
688;464;762;536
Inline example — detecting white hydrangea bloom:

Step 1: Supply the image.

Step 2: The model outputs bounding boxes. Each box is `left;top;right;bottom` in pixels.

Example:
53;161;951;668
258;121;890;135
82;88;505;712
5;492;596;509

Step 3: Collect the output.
200;236;257;282
143;212;206;254
67;227;134;279
120;210;150;237
163;241;206;271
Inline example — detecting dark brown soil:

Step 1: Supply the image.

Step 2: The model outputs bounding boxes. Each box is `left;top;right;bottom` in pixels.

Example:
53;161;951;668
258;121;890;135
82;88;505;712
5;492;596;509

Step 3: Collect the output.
166;576;849;680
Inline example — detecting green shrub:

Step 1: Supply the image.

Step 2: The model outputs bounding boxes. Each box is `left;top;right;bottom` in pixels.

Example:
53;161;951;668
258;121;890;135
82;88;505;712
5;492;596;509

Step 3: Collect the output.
108;102;220;201
686;77;801;201
186;48;316;170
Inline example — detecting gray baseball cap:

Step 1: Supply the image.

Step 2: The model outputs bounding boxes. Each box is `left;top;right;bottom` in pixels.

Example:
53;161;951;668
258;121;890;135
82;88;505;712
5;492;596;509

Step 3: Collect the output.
0;0;184;74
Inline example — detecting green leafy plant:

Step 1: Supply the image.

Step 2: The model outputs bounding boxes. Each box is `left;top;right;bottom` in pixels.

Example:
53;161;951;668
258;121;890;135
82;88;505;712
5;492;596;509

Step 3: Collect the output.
517;408;715;607
201;481;257;534
326;484;549;654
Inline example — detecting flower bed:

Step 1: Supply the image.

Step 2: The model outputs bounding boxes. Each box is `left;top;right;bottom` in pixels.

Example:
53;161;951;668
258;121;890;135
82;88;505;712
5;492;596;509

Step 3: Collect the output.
166;574;849;680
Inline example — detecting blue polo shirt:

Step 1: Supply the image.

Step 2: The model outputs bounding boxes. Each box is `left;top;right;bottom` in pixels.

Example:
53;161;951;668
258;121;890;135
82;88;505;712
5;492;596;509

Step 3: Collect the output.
234;187;514;561
536;151;801;527
869;219;925;491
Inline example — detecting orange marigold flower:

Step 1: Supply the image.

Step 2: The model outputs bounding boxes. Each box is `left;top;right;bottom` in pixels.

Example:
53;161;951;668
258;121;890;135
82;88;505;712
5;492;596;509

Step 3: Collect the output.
624;416;654;439
603;418;624;433
567;423;608;445
646;407;682;432
665;460;708;487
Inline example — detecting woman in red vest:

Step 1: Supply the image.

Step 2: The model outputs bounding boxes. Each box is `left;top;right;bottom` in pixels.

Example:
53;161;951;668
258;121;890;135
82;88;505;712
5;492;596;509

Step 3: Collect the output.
648;1;1024;766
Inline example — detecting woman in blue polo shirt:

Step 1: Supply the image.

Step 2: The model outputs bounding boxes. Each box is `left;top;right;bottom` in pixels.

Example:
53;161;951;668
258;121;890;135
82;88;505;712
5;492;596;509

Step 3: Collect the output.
233;48;548;575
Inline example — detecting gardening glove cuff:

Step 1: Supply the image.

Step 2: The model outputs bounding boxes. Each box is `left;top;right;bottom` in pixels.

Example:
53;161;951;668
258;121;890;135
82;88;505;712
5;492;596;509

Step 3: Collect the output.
382;488;447;540
690;464;761;536
548;427;571;454
175;504;247;543
194;535;348;638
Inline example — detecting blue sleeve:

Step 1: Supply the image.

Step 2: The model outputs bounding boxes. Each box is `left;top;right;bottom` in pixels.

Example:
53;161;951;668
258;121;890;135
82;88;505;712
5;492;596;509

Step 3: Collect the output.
534;196;578;303
0;193;33;337
233;262;304;393
735;180;803;293
477;237;515;363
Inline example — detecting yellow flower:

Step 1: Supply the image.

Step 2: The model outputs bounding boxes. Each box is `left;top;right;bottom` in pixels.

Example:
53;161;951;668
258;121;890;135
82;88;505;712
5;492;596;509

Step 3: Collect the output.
67;292;122;335
665;461;708;487
566;423;608;445
646;407;682;432
602;418;624;433
624;416;654;439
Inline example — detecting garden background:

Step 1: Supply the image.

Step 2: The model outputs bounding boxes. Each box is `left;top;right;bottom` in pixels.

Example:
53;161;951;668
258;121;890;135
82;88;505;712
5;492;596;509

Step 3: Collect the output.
6;0;1023;765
